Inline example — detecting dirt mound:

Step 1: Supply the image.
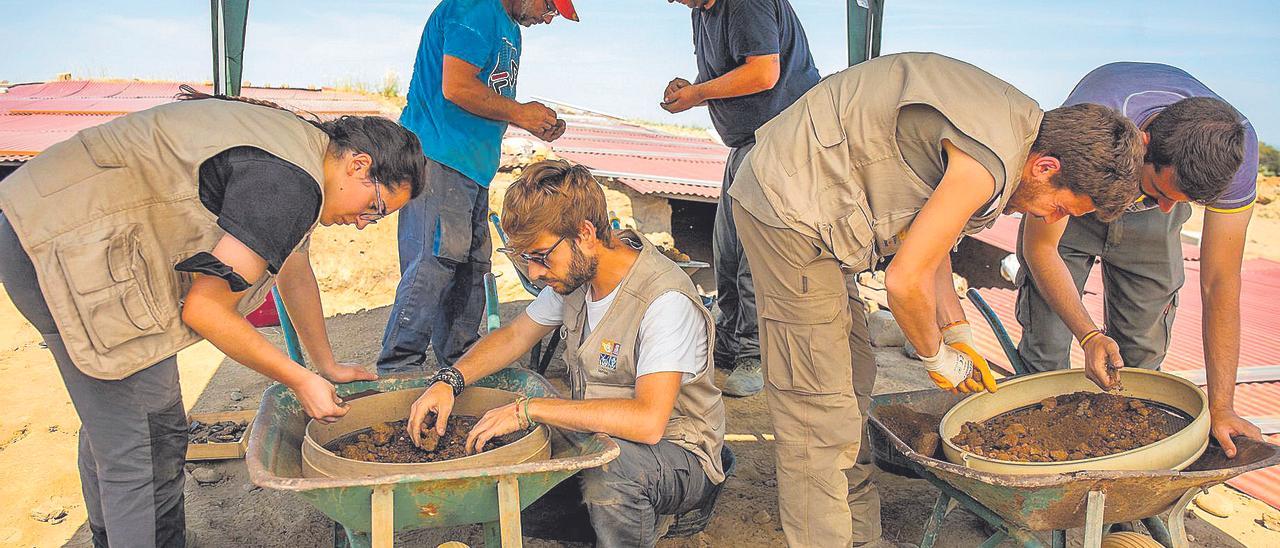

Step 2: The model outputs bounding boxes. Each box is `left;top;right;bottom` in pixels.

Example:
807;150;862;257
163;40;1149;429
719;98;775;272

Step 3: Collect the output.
951;392;1191;462
325;417;531;463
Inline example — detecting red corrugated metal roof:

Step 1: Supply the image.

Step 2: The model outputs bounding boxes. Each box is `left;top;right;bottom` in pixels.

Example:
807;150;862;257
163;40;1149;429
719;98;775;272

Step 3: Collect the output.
963;212;1280;508
507;108;729;202
0;80;389;161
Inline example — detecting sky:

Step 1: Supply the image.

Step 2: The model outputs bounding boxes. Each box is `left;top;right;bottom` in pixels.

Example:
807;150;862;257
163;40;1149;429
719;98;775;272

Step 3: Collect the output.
3;0;1278;142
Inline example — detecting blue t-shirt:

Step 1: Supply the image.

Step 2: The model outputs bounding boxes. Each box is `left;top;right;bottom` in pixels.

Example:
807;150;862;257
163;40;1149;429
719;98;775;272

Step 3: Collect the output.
400;0;521;187
1063;62;1258;213
692;0;820;149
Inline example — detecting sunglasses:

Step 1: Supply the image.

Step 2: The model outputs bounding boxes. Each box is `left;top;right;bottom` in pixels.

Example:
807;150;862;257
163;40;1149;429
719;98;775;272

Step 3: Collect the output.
498;236;565;269
358;177;389;224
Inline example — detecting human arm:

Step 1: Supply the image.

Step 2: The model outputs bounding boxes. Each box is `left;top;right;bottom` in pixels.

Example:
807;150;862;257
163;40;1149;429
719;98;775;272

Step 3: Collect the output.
1200;207;1263;457
274;249;377;383
407;312;556;445
886;140;998;392
181;235;348;422
1021;215;1124;388
441;55;563;141
661;54;780;113
466;371;684;453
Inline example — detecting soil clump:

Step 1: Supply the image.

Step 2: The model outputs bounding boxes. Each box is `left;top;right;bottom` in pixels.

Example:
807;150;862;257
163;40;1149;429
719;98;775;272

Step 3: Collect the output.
325;417;532;464
951;391;1191;462
189;419;248;444
876;405;943;457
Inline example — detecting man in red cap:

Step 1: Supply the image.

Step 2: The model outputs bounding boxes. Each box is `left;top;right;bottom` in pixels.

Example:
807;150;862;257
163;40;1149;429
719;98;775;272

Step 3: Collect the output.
379;0;577;375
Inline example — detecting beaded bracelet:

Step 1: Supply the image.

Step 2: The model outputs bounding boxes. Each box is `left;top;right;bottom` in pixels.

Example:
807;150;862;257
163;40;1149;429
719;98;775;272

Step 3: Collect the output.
514;396;529;429
522;398;536;427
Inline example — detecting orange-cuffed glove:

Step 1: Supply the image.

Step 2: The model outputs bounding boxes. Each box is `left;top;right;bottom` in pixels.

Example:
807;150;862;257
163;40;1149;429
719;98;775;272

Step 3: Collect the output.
918;339;998;394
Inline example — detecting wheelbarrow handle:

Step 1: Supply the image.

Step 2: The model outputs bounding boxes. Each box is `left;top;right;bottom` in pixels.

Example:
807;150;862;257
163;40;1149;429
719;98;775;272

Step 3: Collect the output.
965;287;1030;376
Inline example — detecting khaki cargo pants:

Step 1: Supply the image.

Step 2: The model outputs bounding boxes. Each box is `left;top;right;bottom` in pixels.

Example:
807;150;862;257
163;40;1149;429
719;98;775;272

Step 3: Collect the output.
734;201;882;547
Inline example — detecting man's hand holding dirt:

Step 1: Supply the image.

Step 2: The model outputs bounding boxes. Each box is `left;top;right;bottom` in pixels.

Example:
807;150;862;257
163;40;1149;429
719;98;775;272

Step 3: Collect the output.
292;371;350;424
1081;331;1124;390
465;401;525;455
514;101;563;141
407;382;456;448
661;77;705;113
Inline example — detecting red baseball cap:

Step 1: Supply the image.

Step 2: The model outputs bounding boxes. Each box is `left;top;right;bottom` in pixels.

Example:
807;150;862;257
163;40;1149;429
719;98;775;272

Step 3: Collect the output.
552;0;579;21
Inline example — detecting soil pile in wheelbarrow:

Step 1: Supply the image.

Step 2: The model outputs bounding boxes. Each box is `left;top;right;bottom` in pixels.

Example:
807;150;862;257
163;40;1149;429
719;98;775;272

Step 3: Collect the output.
325;417;532;463
951;391;1192;462
189;419;248;444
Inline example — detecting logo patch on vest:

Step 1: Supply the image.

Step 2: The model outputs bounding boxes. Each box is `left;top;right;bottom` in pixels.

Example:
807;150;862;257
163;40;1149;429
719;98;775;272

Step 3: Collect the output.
597;340;622;375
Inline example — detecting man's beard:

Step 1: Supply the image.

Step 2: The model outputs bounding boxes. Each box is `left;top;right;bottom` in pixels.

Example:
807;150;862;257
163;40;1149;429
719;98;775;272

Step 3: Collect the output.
544;241;597;295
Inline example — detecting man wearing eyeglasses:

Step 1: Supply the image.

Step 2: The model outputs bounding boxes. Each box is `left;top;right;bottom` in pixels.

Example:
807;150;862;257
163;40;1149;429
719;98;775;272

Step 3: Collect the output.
1015;62;1264;458
407;160;727;547
380;0;578;374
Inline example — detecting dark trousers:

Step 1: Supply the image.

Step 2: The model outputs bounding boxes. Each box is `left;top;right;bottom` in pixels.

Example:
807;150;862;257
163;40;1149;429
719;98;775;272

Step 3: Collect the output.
713;142;760;364
377;158;492;373
581;438;715;548
1016;204;1192;372
0;213;186;548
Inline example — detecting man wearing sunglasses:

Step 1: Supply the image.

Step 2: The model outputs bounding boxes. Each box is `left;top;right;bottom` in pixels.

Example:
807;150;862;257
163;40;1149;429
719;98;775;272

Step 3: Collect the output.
380;0;578;374
407;160;727;547
1016;62;1264;458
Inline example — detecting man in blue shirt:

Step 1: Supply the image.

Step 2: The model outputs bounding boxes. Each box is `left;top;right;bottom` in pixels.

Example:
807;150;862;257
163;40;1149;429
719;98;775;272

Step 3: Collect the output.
379;0;579;373
1017;62;1265;458
660;0;820;399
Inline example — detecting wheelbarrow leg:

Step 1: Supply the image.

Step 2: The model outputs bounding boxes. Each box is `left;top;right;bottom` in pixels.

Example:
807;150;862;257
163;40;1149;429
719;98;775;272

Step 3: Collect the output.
485;476;524;547
1050;530;1066;548
1083;490;1107;547
1146;487;1199;548
920;493;952;548
371;484;395;548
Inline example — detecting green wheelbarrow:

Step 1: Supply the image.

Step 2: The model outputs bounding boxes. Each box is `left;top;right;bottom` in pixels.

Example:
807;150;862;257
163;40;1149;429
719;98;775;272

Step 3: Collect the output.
865;288;1280;548
246;367;619;547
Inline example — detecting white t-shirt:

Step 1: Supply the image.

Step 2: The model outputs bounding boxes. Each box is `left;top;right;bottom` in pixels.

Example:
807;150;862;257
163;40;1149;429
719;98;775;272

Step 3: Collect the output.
524;285;708;383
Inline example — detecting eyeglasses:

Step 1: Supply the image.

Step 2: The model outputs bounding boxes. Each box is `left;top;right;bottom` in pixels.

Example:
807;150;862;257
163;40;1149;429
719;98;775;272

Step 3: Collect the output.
358;178;389;224
498;236;565;269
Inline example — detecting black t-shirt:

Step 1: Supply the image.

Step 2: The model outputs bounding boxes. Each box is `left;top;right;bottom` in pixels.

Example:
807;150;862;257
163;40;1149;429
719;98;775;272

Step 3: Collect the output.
185;146;321;285
692;0;820;148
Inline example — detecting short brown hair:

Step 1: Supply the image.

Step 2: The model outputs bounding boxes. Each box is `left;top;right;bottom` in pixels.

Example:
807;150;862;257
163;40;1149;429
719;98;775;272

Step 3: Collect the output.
501;160;611;250
1145;97;1245;204
1032;103;1144;222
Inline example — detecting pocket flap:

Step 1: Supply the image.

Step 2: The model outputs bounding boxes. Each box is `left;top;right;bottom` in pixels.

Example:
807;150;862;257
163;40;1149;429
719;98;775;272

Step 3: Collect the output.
121;285;158;331
79;126;126;168
807;86;846;148
58;226;138;295
760;293;843;324
107;229;135;282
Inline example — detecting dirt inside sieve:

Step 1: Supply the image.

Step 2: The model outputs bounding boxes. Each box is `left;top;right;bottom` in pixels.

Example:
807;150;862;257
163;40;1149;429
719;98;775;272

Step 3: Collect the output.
950;391;1192;462
324;416;532;463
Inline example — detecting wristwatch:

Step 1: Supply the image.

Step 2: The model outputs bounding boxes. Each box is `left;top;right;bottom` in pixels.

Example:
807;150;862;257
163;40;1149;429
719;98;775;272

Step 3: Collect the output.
430;366;466;397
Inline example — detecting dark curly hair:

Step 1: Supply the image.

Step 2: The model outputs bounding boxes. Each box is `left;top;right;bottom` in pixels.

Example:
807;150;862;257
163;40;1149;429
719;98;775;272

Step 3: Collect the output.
1144;97;1245;204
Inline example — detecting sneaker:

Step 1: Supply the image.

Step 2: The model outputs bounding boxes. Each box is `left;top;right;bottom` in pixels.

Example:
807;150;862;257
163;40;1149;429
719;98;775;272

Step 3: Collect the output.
723;357;763;397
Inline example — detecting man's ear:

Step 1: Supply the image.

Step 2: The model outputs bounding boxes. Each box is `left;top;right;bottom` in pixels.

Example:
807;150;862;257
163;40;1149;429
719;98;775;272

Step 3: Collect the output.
1141;130;1151;147
1035;155;1062;178
578;220;597;245
347;151;373;177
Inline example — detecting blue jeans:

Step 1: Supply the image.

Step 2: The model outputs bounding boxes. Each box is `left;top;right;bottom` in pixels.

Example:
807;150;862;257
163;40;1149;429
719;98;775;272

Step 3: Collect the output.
377;158;491;373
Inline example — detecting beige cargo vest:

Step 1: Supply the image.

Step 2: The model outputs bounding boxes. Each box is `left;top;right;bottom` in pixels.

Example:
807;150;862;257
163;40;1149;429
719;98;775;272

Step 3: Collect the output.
741;52;1044;271
0;100;329;380
560;230;726;483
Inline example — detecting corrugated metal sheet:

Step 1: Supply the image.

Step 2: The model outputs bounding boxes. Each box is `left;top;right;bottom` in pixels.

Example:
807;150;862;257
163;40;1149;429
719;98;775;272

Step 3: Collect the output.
0;80;389;161
506;107;729;202
964;213;1280;509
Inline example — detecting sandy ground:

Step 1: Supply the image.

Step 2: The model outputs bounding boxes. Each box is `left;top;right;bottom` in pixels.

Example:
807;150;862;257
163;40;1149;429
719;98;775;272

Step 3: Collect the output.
3;175;1280;547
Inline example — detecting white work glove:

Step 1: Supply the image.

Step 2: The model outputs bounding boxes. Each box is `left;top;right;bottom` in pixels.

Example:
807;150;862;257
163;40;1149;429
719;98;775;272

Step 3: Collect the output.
919;339;998;394
941;320;974;348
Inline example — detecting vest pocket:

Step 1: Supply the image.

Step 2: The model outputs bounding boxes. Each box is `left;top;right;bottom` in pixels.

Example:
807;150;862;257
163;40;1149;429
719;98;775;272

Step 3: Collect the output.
56;224;166;353
759;293;854;395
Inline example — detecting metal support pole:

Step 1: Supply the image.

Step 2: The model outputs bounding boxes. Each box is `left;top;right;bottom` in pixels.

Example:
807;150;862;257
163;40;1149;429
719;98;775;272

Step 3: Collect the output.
273;288;305;364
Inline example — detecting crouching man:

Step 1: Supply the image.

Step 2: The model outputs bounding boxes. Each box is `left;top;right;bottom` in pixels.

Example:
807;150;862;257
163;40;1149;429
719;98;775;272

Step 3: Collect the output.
405;160;726;547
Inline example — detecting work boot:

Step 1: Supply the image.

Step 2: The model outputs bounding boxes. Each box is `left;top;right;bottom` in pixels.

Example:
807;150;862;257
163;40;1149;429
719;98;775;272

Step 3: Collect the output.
853;538;918;548
723;357;763;397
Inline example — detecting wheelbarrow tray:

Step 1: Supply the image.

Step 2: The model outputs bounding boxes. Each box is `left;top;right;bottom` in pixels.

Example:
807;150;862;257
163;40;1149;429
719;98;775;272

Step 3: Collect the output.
867;388;1280;532
246;367;619;535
